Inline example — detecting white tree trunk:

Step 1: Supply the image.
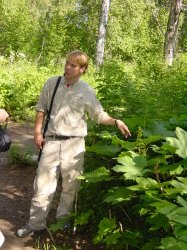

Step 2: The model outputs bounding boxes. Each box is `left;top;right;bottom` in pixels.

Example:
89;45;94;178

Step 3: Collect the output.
164;0;182;65
95;0;111;67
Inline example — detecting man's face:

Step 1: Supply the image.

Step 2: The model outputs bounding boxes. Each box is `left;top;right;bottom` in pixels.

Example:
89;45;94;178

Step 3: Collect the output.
65;56;85;79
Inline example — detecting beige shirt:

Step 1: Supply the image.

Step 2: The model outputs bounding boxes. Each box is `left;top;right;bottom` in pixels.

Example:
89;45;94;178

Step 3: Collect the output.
35;76;108;137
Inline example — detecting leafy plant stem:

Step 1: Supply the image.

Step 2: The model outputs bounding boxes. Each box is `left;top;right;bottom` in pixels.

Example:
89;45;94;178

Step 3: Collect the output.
154;162;164;193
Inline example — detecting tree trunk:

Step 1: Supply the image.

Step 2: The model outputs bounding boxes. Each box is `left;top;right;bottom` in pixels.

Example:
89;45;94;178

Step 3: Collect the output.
164;0;182;65
95;0;111;67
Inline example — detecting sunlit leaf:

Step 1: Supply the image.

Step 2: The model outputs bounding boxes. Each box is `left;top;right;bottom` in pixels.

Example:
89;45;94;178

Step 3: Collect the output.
170;179;187;194
77;167;111;183
166;127;187;159
135;177;158;189
113;152;148;180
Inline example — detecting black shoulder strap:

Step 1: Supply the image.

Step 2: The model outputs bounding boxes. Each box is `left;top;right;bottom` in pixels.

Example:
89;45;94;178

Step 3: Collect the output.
38;76;61;162
43;76;61;137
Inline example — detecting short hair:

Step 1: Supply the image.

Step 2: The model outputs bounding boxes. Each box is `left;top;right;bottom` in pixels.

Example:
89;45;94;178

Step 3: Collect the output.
67;50;88;72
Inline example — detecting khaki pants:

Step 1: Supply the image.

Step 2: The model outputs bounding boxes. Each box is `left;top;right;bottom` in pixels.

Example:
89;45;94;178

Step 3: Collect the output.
28;137;85;230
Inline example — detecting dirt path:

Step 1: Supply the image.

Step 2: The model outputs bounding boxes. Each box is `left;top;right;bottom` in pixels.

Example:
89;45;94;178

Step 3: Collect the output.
0;124;37;250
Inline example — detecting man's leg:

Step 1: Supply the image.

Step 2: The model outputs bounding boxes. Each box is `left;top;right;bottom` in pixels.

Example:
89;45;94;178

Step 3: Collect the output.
56;137;85;220
17;140;60;237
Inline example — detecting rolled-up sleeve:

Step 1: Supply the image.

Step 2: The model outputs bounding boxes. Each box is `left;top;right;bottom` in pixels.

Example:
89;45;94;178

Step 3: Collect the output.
85;88;108;124
35;81;49;113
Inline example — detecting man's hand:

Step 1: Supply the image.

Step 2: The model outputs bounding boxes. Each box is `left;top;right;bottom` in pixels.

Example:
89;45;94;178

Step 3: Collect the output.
115;120;131;138
0;109;9;123
34;132;45;150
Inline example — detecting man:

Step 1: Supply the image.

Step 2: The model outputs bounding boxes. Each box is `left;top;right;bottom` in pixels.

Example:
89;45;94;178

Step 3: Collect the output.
17;50;131;237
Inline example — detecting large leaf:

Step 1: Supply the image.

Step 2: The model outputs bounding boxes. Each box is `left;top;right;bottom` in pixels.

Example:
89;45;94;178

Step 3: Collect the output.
113;152;148;180
166;127;187;159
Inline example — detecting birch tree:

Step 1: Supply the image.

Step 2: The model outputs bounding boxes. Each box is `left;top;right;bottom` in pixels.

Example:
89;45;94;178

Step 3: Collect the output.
95;0;111;67
164;0;183;65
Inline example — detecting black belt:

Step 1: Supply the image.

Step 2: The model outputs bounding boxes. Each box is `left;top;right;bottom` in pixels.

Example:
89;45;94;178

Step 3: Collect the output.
47;135;77;140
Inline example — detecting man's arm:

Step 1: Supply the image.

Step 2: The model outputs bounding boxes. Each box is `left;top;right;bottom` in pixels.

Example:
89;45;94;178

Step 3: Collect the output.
100;115;131;138
85;87;131;138
0;109;9;123
34;111;45;149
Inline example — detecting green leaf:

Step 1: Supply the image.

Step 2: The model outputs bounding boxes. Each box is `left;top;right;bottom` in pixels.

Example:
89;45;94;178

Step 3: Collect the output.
136;177;158;189
150;200;177;215
93;218;117;244
142;239;159;250
168;207;187;226
177;177;187;185
148;213;169;231
152;143;176;155
113;152;148;180
143;121;174;137
103;187;133;204
104;229;121;246
86;143;121;156
174;225;187;243
160;237;187;250
166;127;187;159
171;179;187;194
74;210;93;226
97;131;136;150
177;196;187;208
148;155;167;166
169;164;183;176
117;151;147;168
142;135;164;145
78;167;111;183
123;230;142;247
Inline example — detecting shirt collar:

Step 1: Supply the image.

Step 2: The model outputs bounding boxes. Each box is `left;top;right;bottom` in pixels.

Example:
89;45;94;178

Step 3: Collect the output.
62;75;80;88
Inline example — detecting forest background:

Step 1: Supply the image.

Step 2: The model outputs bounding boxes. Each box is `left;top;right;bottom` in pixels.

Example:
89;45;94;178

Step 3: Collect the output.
0;0;187;249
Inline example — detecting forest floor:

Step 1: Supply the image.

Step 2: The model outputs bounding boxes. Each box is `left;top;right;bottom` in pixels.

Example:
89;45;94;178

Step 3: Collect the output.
0;123;103;250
